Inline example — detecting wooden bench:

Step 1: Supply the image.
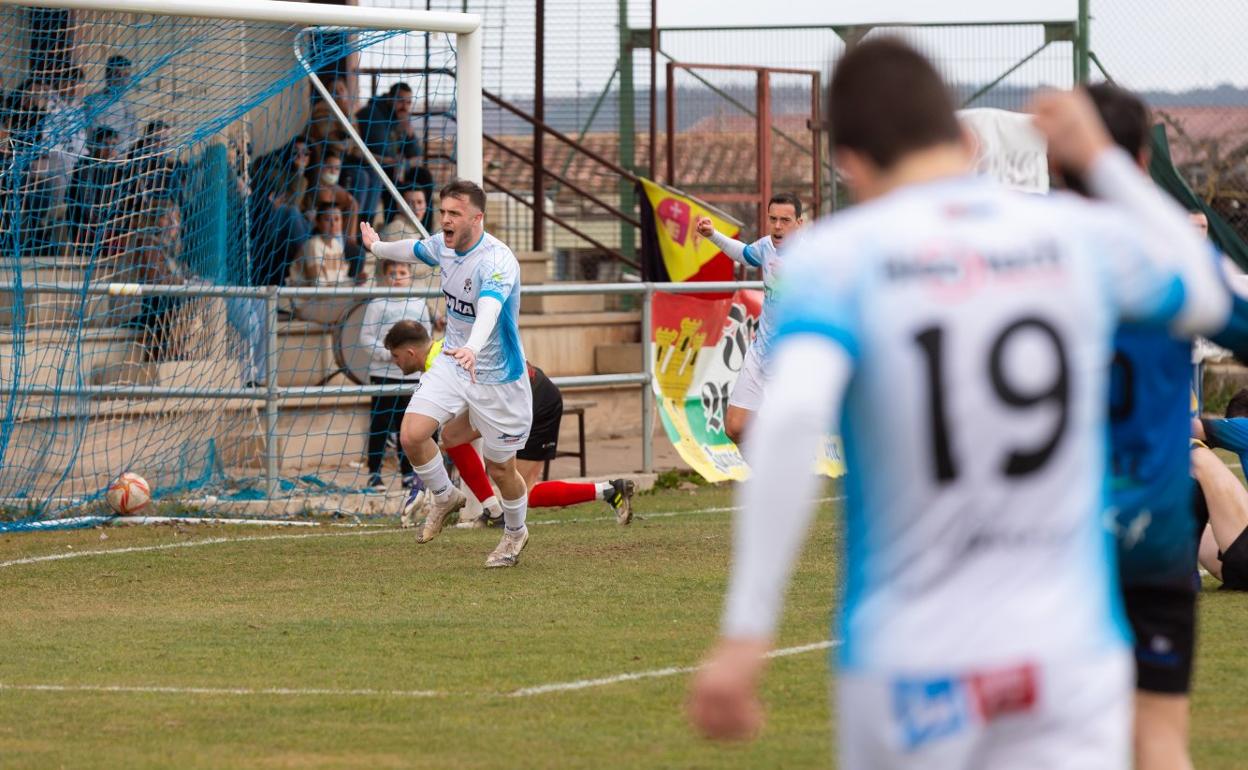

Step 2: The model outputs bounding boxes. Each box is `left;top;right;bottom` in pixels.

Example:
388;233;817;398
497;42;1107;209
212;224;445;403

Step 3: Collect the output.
543;399;596;480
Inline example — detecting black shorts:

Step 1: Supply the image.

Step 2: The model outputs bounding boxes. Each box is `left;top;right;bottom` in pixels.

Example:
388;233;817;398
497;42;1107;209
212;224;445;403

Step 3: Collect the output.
1218;528;1248;591
517;375;563;462
1122;584;1197;694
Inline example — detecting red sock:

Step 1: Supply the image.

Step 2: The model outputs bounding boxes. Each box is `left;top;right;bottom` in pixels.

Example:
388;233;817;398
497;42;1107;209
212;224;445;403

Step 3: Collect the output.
528;481;598;509
446;443;495;503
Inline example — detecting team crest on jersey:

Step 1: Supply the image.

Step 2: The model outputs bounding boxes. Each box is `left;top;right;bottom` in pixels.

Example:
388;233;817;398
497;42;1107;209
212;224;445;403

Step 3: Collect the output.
464;277;473;295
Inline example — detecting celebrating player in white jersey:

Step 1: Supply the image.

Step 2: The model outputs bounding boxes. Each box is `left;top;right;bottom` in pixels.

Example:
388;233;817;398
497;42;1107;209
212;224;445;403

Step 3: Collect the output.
361;180;534;568
693;193;803;445
687;39;1232;769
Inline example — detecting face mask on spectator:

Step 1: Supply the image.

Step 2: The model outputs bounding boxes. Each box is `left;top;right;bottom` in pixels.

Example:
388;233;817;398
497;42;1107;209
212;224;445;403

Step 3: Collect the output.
321;170;340;186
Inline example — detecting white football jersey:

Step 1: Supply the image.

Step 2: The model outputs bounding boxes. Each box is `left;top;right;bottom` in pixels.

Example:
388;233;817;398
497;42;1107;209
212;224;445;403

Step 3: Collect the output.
775;175;1220;673
413;232;525;385
739;236;782;358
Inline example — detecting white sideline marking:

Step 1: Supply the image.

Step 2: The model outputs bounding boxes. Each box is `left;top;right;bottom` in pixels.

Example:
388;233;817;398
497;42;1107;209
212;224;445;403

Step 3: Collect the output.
508;640;840;698
0;640;838;701
0;495;847;570
0;529;400;569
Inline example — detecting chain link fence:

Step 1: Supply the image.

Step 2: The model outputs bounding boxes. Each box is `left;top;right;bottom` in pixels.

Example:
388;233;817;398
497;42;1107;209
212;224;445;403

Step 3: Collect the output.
1089;0;1248;239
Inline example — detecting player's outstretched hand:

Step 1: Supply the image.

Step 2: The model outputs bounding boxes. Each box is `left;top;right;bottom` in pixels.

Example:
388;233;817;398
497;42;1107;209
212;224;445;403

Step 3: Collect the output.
447;346;477;383
360;222;380;252
687;637;769;742
695;216;715;239
1028;88;1114;177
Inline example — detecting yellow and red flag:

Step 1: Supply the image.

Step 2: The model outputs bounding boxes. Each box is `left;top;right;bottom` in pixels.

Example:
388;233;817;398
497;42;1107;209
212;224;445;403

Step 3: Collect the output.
637;178;739;285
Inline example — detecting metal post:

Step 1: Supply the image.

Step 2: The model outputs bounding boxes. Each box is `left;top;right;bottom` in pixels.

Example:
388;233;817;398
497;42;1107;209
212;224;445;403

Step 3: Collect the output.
649;0;658;178
533;0;546;251
1076;0;1091;85
618;0;637;261
641;284;655;473
264;288;280;498
665;62;675;184
757;69;772;236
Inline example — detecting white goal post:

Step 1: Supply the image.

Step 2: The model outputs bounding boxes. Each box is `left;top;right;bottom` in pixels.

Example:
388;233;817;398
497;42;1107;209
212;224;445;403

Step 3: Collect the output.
0;0;484;190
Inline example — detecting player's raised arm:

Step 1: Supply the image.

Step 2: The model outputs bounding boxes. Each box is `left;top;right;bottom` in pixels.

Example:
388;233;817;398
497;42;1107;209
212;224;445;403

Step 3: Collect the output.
360;221;438;268
695;215;763;268
1033;89;1230;335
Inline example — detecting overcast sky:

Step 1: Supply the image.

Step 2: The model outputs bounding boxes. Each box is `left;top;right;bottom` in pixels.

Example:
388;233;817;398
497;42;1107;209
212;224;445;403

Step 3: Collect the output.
363;0;1248;100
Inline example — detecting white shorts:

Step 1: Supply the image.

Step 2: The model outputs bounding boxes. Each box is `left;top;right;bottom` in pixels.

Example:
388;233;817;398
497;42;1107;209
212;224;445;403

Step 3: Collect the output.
836;651;1131;770
405;359;533;459
728;344;767;412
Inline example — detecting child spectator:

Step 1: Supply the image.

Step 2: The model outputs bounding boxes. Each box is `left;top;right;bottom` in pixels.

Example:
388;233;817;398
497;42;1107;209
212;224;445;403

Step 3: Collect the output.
358;259;429;488
291;204;352;286
119;200;185;361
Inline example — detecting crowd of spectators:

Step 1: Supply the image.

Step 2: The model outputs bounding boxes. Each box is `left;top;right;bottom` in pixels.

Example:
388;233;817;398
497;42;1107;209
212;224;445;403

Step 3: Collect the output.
249;75;435;293
3;55;436;378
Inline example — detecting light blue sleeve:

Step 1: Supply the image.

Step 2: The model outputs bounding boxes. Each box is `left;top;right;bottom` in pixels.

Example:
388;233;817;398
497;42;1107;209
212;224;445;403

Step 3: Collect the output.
412;240;438;268
769;235;860;359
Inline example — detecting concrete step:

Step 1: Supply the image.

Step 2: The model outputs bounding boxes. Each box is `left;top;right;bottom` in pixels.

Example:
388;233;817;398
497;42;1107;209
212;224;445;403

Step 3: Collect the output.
520;292;606;314
515;250;552;285
594;342;642;375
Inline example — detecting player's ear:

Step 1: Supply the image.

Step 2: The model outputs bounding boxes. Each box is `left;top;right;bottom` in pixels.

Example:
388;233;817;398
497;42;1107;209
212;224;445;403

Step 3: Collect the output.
834;148;874;200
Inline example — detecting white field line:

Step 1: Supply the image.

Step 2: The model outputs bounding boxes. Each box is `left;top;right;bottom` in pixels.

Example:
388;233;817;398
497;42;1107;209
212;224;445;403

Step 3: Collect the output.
0;495;846;570
0;639;838;701
507;640;840;697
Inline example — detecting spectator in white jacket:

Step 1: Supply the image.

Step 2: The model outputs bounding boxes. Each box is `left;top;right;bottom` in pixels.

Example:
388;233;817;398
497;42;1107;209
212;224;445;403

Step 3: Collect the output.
359;259;430;488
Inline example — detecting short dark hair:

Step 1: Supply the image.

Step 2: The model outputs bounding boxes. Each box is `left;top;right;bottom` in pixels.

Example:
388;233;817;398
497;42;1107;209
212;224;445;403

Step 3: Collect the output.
827;37;961;170
440;179;487;212
384;319;430;350
1087;82;1151;161
315;204;342;218
1226;389;1248;419
768;192;802;220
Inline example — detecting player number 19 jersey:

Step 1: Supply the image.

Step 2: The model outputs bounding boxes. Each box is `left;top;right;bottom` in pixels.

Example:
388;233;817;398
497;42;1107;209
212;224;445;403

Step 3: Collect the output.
775;176;1216;673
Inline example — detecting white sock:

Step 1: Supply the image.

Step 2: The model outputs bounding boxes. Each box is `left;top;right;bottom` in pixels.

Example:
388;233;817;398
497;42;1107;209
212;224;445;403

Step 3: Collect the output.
501;495;527;532
413;455;454;503
482;496;503;519
594;481;612;496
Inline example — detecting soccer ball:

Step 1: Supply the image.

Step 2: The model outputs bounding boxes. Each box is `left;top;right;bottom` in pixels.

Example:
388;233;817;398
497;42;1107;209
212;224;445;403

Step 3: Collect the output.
106;472;152;516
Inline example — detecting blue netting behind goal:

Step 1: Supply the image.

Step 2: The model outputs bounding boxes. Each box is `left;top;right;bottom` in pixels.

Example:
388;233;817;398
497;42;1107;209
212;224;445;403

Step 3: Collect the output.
0;7;458;527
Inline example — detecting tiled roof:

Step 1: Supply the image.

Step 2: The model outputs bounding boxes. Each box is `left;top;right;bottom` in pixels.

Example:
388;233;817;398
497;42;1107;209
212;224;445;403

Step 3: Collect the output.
1155;106;1248;167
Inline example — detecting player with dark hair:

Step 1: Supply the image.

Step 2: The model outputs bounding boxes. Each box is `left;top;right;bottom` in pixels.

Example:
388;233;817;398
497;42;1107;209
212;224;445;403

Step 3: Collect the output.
693;193;804;445
688;38;1230;768
383;321;635;526
1070;81;1248;770
364;180;533;568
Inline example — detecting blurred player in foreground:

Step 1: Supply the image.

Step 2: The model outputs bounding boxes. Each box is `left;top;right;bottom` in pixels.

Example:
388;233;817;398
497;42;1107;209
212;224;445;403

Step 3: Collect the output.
363;180;534;569
687;38;1230;768
382;319;635;526
1072;82;1248;770
694;193;804;445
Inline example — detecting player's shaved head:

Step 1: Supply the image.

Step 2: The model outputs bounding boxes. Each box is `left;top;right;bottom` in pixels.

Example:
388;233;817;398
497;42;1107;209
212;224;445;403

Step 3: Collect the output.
827;38;962;170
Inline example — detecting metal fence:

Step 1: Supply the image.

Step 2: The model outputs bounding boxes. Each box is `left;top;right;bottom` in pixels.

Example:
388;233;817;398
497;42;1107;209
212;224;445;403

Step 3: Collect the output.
2;279;761;499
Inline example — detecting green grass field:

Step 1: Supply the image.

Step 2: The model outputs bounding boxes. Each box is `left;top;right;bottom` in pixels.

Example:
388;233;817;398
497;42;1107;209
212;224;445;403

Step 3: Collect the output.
1;484;1246;769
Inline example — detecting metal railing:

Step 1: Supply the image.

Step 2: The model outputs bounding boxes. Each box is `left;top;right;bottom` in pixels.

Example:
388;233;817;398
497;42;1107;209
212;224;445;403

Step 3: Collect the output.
2;280;762;494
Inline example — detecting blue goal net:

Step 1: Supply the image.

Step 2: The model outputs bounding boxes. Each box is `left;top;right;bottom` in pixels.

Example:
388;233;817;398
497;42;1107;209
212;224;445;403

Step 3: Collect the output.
0;5;460;528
